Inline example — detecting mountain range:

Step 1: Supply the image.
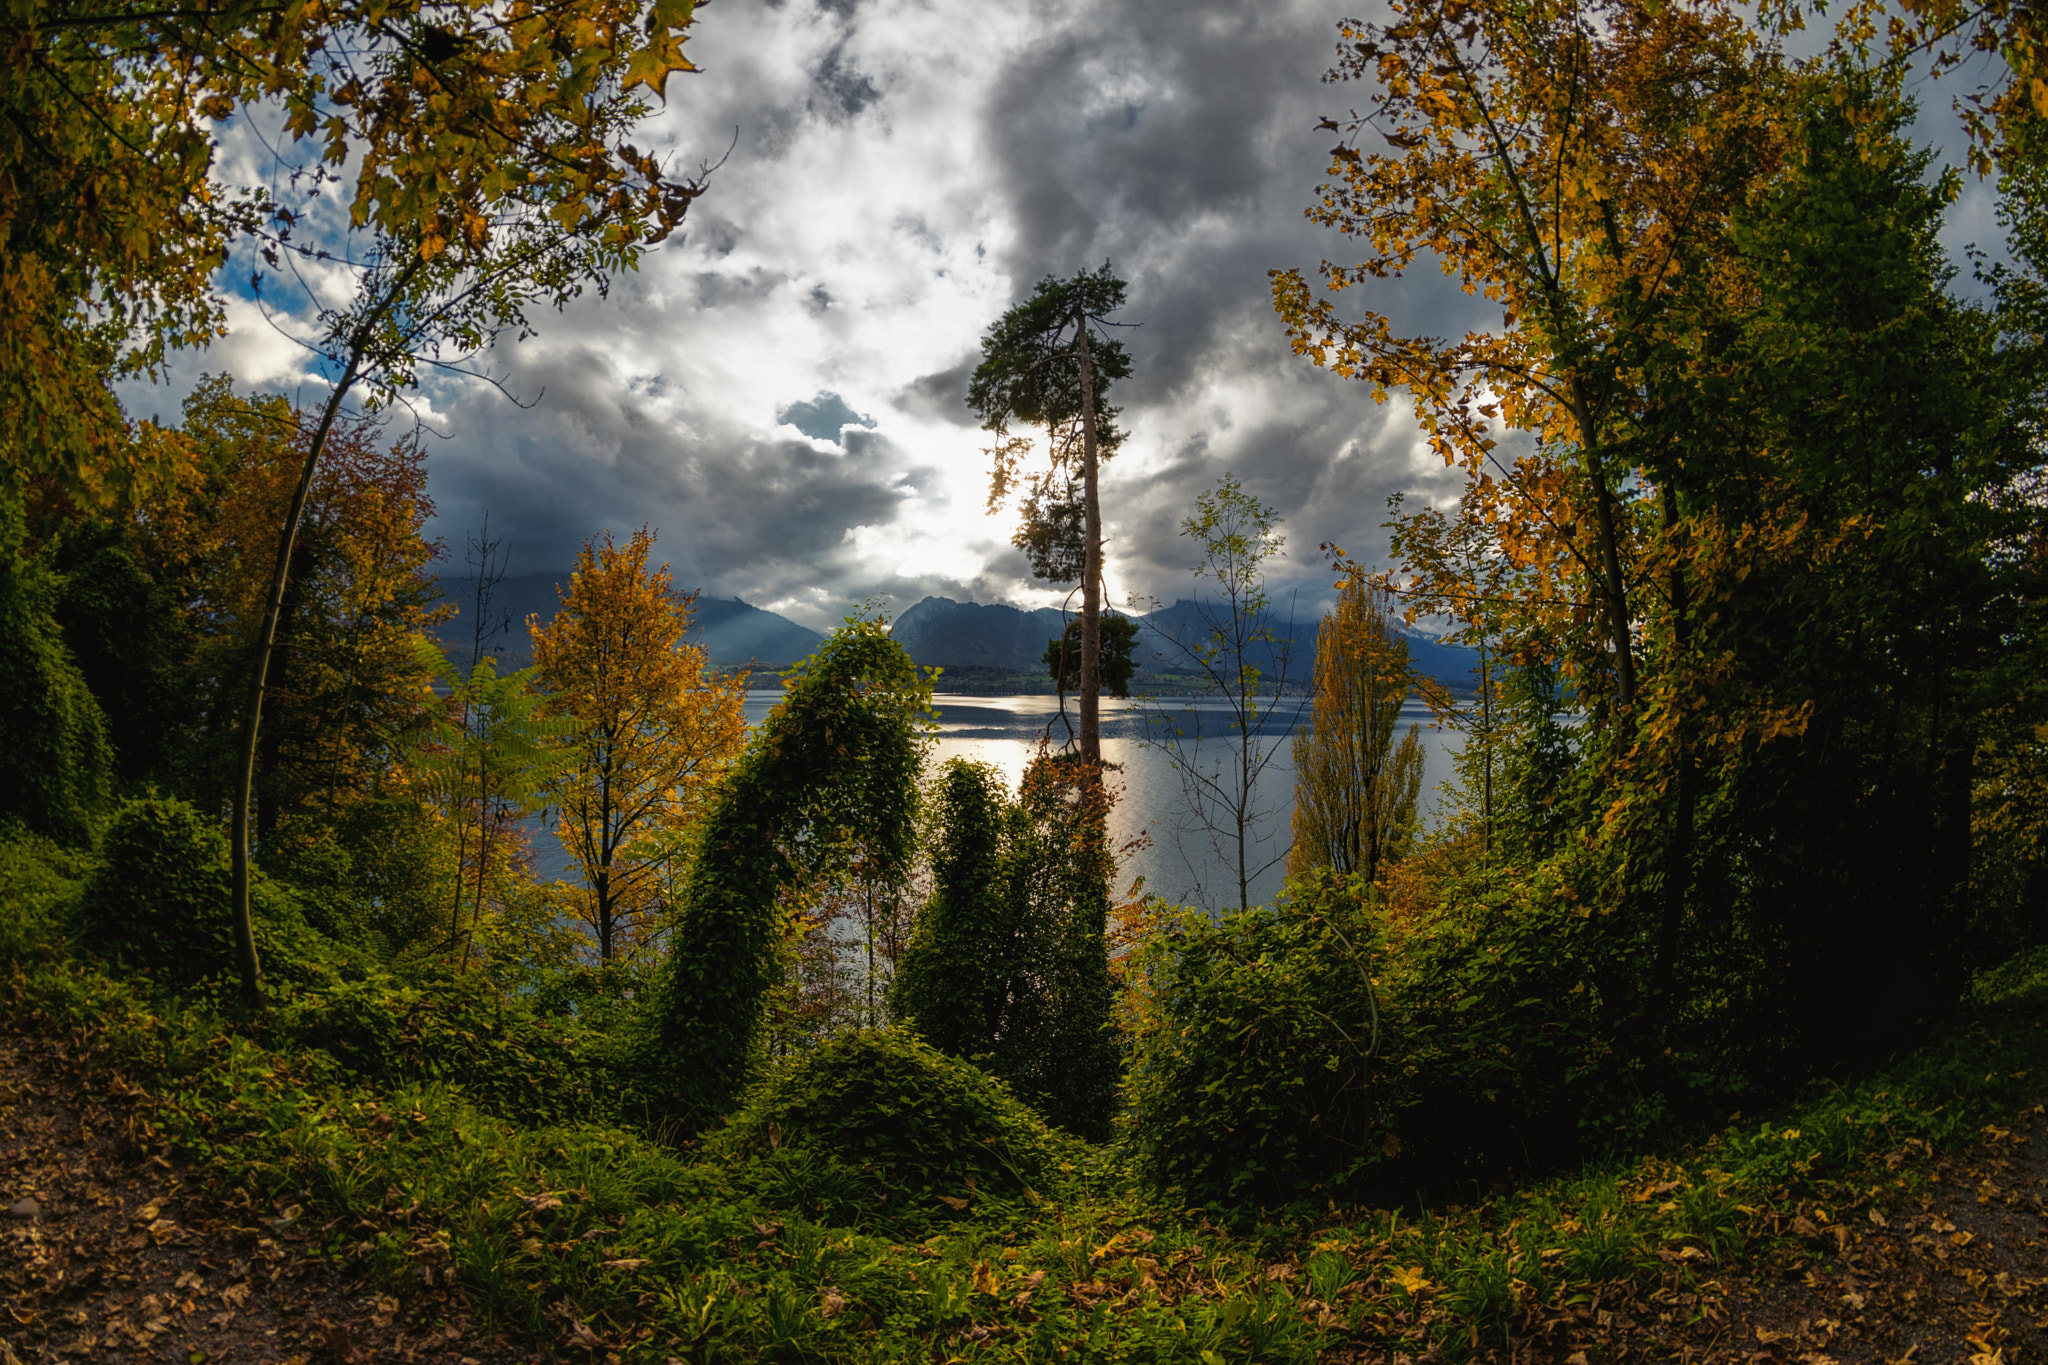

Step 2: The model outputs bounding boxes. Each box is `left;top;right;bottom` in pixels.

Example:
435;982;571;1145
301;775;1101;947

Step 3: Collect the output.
431;574;825;672
433;579;1476;692
892;595;1476;693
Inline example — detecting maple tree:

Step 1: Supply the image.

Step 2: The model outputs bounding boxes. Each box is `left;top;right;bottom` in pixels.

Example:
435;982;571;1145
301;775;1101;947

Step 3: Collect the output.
531;527;748;963
1272;0;1786;715
1;0;707;505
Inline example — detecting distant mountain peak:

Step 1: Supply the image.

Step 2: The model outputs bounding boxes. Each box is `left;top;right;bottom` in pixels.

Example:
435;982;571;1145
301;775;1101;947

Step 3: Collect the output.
890;594;1477;692
431;574;823;671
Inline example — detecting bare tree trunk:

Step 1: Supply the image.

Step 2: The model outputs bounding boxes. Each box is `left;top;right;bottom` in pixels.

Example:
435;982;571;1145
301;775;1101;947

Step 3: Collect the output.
229;347;368;1004
1566;384;1636;711
1479;634;1495;858
1653;486;1693;1002
1075;316;1103;772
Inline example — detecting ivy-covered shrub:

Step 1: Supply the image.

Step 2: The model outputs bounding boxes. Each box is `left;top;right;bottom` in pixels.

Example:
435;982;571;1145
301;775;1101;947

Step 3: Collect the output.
1121;870;1394;1209
72;795;359;992
266;968;627;1126
892;757;1118;1140
1373;858;1659;1184
252;795;454;966
0;830;91;966
0;500;111;846
658;617;929;1128
77;796;237;985
708;1027;1072;1233
1124;860;1672;1211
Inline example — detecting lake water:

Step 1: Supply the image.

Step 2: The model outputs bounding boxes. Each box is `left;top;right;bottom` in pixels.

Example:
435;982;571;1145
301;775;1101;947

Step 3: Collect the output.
531;692;1464;915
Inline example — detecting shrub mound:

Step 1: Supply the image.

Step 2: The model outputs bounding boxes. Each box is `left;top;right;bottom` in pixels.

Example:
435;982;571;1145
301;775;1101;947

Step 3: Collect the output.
709;1026;1068;1230
79;796;236;985
266;970;627;1126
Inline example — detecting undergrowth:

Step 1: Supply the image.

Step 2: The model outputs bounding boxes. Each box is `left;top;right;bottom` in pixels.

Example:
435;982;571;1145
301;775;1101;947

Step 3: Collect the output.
7;830;2048;1362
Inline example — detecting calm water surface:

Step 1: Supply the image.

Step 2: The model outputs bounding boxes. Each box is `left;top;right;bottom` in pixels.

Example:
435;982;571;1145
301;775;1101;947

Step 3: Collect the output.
532;692;1464;915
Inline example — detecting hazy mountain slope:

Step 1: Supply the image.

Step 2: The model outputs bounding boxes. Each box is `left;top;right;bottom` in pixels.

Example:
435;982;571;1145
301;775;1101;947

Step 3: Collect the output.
430;575;822;671
891;595;1478;693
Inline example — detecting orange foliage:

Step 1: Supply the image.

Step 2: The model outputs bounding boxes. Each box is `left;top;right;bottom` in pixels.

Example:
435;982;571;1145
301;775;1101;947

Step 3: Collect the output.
530;526;748;961
136;375;447;833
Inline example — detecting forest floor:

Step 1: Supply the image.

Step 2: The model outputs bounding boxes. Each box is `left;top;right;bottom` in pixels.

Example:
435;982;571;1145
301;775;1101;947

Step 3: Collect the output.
2;993;2046;1365
0;1027;510;1365
1471;1104;2048;1365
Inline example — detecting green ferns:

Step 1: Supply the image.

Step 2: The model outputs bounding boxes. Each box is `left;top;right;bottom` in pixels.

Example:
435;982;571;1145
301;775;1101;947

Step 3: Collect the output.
658;617;930;1128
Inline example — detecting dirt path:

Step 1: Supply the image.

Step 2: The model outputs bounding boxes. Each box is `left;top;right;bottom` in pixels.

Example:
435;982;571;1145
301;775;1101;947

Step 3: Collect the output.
1482;1105;2048;1365
0;1029;529;1365
1693;1103;2048;1365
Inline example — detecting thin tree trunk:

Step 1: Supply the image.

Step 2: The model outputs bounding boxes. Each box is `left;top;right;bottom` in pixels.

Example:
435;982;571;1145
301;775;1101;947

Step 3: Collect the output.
1566;385;1636;711
1479;634;1494;858
229;347;368;1004
1654;487;1693;1002
1074;315;1103;772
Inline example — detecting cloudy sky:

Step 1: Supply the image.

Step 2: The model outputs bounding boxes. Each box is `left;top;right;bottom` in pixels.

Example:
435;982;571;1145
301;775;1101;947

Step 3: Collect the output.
131;0;2008;630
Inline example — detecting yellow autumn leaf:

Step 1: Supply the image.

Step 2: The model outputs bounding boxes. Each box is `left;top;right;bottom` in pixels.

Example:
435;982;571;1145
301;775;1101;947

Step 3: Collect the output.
1390;1265;1432;1297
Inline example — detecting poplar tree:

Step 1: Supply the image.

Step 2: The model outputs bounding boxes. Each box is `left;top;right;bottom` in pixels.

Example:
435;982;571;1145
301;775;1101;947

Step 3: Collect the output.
1288;581;1423;886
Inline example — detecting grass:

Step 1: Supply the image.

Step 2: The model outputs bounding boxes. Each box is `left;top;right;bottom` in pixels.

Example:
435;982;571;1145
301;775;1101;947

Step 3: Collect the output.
7;838;2048;1362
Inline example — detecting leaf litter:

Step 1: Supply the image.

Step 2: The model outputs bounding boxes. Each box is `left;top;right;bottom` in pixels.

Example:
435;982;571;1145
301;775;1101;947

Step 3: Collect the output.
0;1029;517;1364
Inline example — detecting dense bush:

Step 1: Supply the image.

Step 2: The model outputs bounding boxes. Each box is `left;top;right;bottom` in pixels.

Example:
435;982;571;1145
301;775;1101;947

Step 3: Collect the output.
708;1027;1072;1232
892;757;1119;1140
51;535;187;786
266;967;628;1126
1371;847;1678;1182
0;501;111;845
77;796;237;984
0;832;90;966
258;796;450;961
1122;870;1395;1207
1124;857;1717;1210
71;795;365;992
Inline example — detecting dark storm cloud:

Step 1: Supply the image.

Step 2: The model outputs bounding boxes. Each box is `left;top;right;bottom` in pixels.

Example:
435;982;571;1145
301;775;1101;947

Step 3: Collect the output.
427;342;910;600
122;0;2019;633
967;0;1482;594
409;0;1485;620
894;356;980;427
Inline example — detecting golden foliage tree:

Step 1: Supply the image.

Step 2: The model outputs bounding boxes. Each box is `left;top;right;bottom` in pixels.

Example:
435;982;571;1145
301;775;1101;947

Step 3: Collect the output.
85;377;445;833
1289;580;1424;886
2;0;708;504
531;527;747;962
1271;0;1784;715
133;378;446;832
0;0;717;1001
